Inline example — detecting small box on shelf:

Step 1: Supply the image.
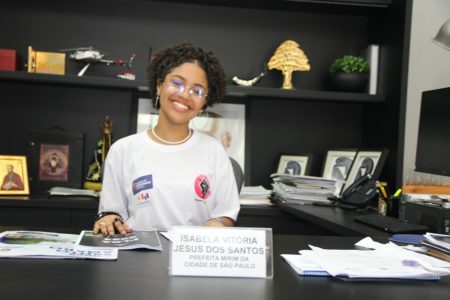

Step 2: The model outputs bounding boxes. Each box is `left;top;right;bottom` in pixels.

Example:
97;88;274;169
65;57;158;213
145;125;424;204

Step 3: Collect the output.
0;49;22;71
27;46;65;75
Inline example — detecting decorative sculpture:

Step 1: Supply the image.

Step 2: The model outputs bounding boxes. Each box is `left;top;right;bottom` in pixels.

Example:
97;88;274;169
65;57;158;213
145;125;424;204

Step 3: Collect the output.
267;40;311;89
60;47;135;78
83;116;114;191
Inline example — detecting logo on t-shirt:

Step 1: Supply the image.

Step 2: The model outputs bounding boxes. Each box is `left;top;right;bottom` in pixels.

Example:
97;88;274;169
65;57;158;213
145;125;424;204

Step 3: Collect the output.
194;175;211;200
137;192;149;201
132;175;153;195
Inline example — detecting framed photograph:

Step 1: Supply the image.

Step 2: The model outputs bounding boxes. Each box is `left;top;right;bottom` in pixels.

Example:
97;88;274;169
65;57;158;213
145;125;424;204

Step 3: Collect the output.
0;155;30;195
26;130;84;192
277;155;312;176
342;149;389;193
321;149;357;181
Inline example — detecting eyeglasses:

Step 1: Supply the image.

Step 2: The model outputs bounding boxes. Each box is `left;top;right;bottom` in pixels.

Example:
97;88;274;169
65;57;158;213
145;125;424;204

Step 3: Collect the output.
166;79;207;101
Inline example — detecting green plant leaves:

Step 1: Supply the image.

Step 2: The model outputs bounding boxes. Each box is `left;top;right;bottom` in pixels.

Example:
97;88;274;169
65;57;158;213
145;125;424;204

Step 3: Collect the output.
329;55;370;74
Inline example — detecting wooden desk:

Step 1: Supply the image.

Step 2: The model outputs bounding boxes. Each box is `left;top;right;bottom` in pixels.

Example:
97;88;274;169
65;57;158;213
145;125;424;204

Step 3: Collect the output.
0;230;448;300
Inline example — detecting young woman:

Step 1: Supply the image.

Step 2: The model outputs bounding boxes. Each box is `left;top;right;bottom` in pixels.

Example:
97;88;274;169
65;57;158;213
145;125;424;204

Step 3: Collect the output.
93;42;240;236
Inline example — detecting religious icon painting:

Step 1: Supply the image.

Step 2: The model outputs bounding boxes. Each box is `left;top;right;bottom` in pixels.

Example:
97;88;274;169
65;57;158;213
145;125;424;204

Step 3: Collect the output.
0;155;30;196
26;129;84;192
38;144;70;182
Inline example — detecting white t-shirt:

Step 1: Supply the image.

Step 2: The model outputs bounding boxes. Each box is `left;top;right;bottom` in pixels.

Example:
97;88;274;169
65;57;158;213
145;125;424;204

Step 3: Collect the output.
98;130;240;231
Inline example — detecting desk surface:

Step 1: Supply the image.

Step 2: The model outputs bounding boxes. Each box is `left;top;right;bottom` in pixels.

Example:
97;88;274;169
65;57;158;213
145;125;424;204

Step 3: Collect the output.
0;231;448;300
278;202;393;237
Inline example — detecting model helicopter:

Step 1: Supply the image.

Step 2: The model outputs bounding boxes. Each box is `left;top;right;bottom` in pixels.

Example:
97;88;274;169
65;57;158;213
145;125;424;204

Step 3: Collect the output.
60;47;136;78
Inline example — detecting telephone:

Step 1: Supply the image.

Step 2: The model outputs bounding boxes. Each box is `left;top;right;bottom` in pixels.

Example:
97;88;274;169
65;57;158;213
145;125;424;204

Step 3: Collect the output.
339;174;378;208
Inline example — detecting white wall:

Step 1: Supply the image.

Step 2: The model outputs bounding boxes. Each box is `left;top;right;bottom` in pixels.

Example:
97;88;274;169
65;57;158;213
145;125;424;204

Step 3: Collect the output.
403;0;450;185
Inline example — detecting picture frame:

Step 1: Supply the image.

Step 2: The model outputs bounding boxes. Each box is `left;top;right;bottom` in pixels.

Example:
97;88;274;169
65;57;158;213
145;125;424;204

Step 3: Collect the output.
342;149;389;193
321;149;357;181
277;154;312;176
0;155;30;195
26;129;84;192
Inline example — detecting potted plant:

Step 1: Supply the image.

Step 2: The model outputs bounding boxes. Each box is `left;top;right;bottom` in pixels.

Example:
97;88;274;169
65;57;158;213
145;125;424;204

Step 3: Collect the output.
329;55;370;92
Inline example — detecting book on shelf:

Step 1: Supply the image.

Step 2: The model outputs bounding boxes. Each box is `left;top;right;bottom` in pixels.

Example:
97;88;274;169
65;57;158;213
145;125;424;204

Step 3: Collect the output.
76;230;163;251
0;230;117;260
48;186;100;198
361;44;380;95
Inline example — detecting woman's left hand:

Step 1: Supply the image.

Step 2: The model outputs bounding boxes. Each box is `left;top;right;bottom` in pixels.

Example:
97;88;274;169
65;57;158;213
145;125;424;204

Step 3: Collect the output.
204;217;233;227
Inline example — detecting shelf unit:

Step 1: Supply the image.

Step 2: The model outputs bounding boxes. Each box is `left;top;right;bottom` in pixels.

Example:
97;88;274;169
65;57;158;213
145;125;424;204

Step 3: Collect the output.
0;0;408;191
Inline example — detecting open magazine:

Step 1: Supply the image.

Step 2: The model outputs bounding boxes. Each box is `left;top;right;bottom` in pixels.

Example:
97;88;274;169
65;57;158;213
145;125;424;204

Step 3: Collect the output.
76;230;162;251
0;231;117;260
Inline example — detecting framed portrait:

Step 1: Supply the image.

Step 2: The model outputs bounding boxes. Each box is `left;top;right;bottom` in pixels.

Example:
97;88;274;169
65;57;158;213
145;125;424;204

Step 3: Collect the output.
321;149;357;181
342;149;389;193
0;155;30;195
26;130;84;192
277;155;312;176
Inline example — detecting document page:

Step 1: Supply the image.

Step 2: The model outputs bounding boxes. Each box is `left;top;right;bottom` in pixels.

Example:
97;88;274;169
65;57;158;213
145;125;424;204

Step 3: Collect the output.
308;245;442;279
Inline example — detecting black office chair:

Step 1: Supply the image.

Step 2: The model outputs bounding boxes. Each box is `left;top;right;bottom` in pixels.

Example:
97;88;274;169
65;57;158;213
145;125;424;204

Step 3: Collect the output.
229;157;244;194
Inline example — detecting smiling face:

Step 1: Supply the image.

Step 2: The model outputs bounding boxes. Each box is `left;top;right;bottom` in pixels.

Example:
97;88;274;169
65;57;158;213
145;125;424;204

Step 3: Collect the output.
156;62;208;127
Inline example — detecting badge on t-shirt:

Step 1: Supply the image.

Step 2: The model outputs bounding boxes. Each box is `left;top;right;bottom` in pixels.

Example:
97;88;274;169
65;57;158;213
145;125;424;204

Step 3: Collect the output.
132;175;153;195
194;175;211;200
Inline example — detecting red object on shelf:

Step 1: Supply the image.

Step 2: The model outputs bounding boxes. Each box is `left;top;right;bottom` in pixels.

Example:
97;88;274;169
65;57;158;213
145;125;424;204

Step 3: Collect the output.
0;49;21;71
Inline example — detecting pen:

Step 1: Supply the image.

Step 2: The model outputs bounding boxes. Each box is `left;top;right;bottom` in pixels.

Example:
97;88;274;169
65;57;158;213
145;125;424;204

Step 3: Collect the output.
376;181;388;199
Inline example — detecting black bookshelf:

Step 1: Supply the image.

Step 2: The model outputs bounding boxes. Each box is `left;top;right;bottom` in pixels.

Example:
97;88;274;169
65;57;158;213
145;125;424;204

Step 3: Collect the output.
0;0;408;189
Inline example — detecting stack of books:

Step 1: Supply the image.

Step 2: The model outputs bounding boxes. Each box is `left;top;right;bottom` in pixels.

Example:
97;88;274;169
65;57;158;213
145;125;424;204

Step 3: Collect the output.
271;173;336;204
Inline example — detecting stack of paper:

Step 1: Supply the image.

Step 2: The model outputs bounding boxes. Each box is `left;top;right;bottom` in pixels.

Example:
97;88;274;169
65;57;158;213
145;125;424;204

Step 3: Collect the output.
271;173;336;204
0;231;117;260
282;237;450;280
422;233;450;262
239;186;272;206
281;254;328;276
48;186;100;198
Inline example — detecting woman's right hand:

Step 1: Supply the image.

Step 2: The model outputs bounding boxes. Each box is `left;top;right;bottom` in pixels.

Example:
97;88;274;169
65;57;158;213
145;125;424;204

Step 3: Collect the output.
93;215;133;236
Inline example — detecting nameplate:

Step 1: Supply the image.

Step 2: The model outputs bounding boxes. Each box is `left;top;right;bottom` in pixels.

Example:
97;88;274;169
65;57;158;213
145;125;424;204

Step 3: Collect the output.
169;226;273;278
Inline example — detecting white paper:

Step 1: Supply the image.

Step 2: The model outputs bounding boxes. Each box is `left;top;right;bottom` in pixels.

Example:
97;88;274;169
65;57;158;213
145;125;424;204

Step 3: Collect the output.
304;237;450;280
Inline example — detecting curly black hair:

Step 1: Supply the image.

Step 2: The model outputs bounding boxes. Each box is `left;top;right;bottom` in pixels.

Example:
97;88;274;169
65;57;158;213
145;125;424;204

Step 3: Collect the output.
148;42;226;108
